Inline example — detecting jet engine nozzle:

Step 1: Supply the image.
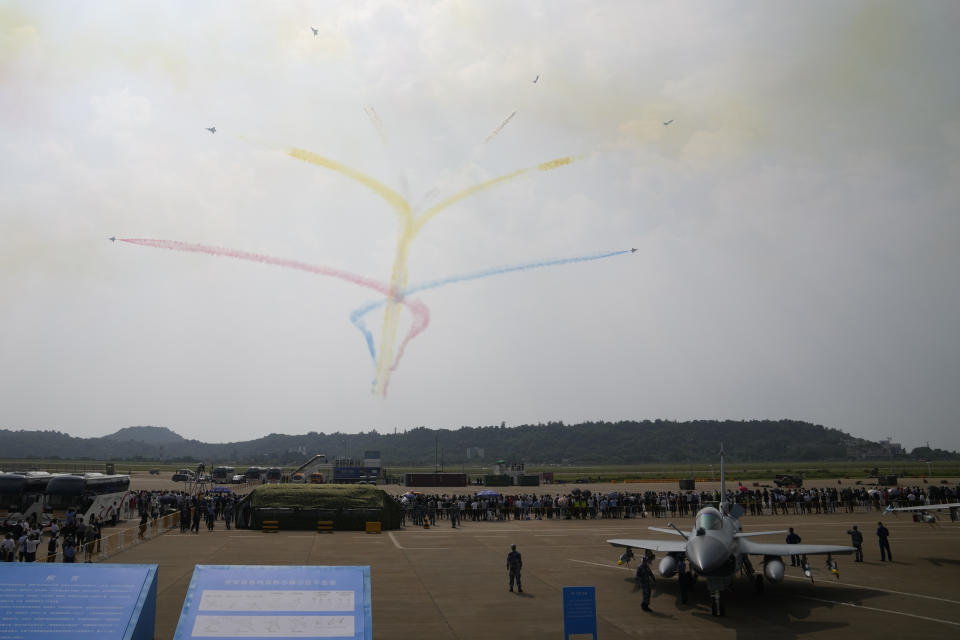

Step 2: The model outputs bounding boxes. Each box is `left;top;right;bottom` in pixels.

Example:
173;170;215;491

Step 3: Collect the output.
764;557;785;583
658;554;678;578
687;536;728;573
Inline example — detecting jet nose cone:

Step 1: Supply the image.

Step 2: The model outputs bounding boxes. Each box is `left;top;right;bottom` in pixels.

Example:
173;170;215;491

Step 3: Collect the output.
687;536;728;573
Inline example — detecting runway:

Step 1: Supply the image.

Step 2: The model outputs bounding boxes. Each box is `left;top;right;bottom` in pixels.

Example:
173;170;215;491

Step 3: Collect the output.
106;508;960;639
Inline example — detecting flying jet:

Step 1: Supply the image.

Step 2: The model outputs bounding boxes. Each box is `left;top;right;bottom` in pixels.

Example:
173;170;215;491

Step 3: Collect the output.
311;27;318;36
630;248;637;253
663;119;674;126
608;445;855;616
206;126;216;134
882;501;960;524
532;74;539;83
108;236;116;243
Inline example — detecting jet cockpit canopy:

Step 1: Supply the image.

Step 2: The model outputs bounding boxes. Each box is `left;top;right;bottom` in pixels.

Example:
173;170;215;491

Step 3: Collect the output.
696;507;723;531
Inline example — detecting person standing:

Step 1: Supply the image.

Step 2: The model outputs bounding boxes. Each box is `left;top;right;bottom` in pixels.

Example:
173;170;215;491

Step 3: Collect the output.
877;521;892;561
507;544;523;593
62;536;76;563
846;525;864;562
786;527;802;566
1;533;15;562
46;533;58;563
635;555;656;611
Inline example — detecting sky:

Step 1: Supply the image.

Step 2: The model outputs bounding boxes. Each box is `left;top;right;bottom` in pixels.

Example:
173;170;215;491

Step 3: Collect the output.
1;1;958;449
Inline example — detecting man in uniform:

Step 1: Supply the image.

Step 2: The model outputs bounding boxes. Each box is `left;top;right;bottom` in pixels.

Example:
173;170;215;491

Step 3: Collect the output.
877;521;892;561
507;544;523;593
635;555;656;611
786;527;802;566
846;525;864;561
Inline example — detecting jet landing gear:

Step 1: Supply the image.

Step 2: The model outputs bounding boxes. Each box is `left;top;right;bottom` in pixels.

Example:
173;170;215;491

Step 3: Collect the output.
710;590;725;617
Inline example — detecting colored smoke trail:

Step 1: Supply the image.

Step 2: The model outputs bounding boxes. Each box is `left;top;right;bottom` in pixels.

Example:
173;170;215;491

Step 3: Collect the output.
484;111;517;143
353;248;632;378
288;145;580;395
119;238;430;371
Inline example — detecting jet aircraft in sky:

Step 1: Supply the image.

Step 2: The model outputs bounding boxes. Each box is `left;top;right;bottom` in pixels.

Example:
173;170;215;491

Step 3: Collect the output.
532;74;539;83
608;445;855;616
108;236;116;242
663;119;674;126
206;126;216;134
630;248;637;253
311;27;318;36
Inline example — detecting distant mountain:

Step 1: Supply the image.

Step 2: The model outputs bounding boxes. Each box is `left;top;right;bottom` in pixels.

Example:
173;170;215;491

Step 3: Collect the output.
0;419;951;465
102;426;187;445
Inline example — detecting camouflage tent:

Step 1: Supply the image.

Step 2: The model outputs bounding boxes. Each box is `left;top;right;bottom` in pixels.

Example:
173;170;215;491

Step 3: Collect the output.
238;484;401;531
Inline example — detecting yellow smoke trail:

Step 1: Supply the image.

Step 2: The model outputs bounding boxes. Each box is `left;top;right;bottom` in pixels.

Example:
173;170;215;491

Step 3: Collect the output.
288;145;577;394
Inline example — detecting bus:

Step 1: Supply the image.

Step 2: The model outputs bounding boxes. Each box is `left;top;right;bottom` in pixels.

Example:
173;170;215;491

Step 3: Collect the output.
43;474;131;526
265;468;283;483
212;466;236;483
245;467;265;482
0;472;54;527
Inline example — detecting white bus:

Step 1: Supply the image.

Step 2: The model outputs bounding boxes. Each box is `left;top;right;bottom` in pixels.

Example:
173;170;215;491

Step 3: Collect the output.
43;473;131;526
0;472;54;527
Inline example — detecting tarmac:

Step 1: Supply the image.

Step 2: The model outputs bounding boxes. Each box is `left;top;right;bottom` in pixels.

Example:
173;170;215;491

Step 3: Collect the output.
108;478;960;640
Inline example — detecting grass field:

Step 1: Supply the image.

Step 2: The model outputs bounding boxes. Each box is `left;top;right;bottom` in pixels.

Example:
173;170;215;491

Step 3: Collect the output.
3;458;959;482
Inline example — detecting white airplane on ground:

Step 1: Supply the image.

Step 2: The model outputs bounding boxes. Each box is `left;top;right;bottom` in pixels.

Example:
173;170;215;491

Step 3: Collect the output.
608;445;855;616
883;501;960;524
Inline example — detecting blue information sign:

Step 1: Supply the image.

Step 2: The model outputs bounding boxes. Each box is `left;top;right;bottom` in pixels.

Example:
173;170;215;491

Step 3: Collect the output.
0;563;157;640
562;586;597;640
174;565;372;640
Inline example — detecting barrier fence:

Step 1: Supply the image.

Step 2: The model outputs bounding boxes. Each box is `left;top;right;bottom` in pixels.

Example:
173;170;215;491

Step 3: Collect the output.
27;511;180;563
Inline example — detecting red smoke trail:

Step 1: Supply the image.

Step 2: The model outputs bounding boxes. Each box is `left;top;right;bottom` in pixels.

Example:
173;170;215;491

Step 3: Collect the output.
120;238;429;389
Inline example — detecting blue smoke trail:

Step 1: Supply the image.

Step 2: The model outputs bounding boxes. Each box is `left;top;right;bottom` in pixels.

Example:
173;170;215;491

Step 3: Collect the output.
352;248;631;362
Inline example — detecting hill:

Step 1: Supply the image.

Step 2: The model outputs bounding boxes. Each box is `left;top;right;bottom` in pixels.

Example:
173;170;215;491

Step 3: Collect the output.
102;426;187;445
0;419;949;465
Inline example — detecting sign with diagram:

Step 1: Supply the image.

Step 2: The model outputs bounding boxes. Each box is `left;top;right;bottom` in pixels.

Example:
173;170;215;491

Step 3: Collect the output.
174;565;372;640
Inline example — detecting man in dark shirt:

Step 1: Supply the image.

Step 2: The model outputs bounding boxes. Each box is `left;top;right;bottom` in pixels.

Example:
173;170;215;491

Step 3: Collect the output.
877;522;892;561
635;555;656;611
507;544;523;593
846;525;864;562
786;527;802;566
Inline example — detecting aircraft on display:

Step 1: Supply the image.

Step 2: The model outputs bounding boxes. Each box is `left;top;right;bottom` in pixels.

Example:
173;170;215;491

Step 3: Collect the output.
608;445;855;616
882;502;960;524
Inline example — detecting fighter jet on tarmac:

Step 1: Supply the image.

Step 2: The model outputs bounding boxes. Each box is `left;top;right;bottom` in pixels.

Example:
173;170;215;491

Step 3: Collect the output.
206;127;216;134
883;501;960;524
608;445;855;616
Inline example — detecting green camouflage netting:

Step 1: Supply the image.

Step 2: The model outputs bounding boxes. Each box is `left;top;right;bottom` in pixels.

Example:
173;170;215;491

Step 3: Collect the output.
240;484;401;531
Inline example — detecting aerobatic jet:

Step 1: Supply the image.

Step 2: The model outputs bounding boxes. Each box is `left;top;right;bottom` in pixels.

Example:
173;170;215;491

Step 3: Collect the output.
206;126;216;134
311;27;318;36
608;445;854;616
663;119;674;126
108;236;116;242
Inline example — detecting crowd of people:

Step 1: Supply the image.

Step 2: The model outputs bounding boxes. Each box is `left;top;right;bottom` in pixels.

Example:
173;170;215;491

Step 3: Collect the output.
1;508;106;564
392;481;960;524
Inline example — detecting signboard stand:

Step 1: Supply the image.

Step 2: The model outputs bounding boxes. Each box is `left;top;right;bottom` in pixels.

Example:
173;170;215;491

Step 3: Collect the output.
174;565;372;640
562;586;598;640
0;563;158;640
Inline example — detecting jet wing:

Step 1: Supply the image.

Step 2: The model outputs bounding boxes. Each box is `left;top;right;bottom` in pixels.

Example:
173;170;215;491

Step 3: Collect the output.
647;527;686;536
738;539;855;556
884;502;960;513
608;538;687;553
734;530;789;538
